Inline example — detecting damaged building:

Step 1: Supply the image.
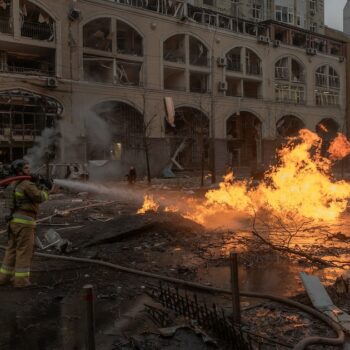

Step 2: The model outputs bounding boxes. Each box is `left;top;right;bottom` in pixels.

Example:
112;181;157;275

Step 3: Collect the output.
0;0;347;177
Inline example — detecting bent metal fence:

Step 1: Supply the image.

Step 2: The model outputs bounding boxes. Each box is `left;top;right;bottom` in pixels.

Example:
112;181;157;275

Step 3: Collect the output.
147;282;293;350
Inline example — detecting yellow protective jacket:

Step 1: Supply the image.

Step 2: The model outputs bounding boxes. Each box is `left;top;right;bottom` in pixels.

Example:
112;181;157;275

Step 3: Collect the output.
12;180;48;225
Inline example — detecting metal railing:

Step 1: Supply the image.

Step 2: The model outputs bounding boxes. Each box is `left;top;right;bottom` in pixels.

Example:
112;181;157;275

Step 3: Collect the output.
163;51;185;63
0;16;12;34
246;63;262;76
227;61;242;72
275;67;289;80
21;21;55;42
0;65;54;76
189;54;209;67
117;47;143;56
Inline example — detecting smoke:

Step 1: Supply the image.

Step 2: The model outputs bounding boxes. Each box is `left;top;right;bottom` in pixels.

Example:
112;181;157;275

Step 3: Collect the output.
25;108;113;172
24;128;60;170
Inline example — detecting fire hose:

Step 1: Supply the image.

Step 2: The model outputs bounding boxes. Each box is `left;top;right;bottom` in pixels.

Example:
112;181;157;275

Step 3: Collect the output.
0;176;32;186
0;245;344;349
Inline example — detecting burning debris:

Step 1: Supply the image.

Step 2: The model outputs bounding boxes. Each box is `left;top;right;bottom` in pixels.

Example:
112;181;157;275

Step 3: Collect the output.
138;129;350;226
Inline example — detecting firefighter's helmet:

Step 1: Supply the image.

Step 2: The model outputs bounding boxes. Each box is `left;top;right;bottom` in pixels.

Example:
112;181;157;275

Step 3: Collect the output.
10;159;29;175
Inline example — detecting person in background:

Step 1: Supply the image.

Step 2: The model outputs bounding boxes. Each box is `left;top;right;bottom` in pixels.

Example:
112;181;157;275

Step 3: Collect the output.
0;160;51;288
127;166;137;185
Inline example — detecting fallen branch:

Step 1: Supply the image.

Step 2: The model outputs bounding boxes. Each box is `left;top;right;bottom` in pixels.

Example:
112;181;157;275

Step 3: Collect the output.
251;225;336;267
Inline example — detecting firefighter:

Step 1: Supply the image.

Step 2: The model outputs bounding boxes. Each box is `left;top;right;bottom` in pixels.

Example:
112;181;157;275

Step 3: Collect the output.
0;160;50;288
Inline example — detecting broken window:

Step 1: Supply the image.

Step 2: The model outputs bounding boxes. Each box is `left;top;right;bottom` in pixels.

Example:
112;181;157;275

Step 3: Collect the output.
165;107;209;170
315;65;340;106
189;72;209;93
0;48;55;76
275;57;305;103
276;115;305;138
83;55;113;84
226;112;261;167
163;67;186;91
83;18;112;52
275;27;289;44
0;0;12;34
189;36;208;67
226;47;242;72
92;101;143;161
226;78;241;97
275;84;305;104
20;0;54;41
0;89;62;163
243;80;261;99
316;65;339;89
246;49;261;76
82;18;143;86
275;57;289;80
163;34;185;63
83;55;142;86
117;21;143;56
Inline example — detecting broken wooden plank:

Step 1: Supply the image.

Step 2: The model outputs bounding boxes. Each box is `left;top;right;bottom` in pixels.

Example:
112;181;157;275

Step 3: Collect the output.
81;215;156;248
300;272;350;334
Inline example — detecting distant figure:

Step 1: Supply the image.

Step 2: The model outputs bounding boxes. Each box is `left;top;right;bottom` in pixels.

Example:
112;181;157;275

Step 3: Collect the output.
127;166;136;185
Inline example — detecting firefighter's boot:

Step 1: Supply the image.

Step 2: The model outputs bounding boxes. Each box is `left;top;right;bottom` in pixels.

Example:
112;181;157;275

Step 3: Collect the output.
0;274;12;286
13;277;31;288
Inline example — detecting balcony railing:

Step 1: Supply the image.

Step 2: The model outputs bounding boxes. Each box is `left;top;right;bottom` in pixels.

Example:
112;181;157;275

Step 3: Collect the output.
0;16;12;34
163;50;185;63
246;63;262;76
227;61;242;72
275;67;289;80
0;65;55;76
21;21;55;42
189;54;209;67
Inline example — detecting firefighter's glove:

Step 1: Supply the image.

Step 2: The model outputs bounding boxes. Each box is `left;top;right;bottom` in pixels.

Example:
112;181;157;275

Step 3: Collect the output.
42;178;53;191
31;174;40;184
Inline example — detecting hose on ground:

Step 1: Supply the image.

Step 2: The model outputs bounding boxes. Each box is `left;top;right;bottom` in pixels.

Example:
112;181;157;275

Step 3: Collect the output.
0;245;344;349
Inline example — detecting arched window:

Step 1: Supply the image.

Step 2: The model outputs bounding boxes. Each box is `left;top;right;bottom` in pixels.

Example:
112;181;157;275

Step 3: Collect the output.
20;0;55;41
275;57;305;104
276;115;305;138
0;89;62;163
315;65;340;106
83;18;143;86
226;111;262;167
165;107;209;169
91;101;144;160
225;47;262;99
163;34;210;93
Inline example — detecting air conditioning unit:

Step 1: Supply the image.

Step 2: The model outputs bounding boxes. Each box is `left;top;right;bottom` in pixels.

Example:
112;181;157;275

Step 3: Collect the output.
273;40;281;48
46;77;58;87
258;35;270;44
339;56;345;63
217;57;227;67
69;8;81;21
306;48;317;56
218;81;228;91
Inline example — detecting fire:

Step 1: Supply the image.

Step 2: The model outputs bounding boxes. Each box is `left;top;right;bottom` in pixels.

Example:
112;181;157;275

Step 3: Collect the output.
328;133;350;160
137;129;350;227
137;195;159;214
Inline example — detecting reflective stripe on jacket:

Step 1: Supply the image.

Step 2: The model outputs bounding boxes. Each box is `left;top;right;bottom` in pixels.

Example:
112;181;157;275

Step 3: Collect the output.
13;180;48;221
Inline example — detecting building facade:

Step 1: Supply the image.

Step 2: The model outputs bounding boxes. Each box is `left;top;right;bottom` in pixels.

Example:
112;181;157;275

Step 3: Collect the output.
0;0;346;178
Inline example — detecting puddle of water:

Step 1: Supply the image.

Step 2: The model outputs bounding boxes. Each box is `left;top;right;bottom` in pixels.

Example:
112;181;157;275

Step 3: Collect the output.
197;260;345;298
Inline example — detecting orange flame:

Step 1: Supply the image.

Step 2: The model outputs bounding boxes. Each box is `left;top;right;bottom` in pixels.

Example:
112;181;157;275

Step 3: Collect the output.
137;195;159;214
328;133;350;160
137;129;350;226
